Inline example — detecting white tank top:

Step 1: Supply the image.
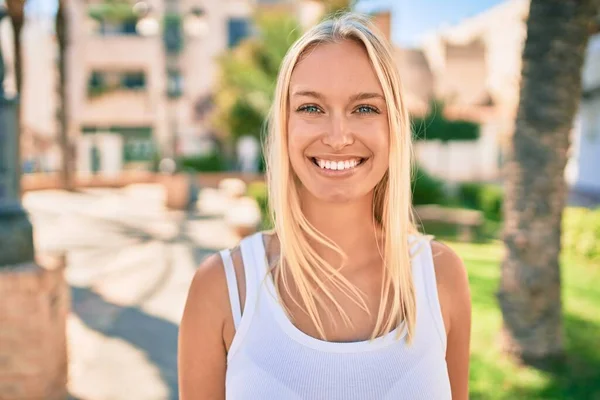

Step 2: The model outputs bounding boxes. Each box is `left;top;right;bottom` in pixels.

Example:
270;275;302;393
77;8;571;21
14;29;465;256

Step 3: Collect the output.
219;232;451;399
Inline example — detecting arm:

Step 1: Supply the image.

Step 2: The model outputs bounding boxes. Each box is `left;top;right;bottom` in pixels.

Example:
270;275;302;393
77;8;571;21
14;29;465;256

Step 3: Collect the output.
431;241;472;400
178;253;229;400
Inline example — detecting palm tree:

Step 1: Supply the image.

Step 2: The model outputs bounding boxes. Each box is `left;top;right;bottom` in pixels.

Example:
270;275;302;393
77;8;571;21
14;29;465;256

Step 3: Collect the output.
6;0;25;179
5;0;24;92
56;0;73;190
499;0;596;365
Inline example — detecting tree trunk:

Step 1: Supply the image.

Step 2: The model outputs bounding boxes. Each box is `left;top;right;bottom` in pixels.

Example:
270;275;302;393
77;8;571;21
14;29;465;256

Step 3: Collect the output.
56;0;73;190
6;1;24;186
499;0;595;366
9;16;22;94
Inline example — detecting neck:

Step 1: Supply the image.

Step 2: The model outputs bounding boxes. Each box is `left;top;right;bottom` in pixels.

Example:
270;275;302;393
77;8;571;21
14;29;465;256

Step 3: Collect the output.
298;189;383;270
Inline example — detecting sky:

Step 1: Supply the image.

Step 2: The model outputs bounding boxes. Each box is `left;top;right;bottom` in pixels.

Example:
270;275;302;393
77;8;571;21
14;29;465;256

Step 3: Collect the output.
23;0;58;18
23;0;507;47
356;0;507;47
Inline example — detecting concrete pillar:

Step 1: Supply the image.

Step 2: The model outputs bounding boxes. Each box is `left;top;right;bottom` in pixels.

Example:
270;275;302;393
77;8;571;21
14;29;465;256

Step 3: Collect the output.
0;13;69;398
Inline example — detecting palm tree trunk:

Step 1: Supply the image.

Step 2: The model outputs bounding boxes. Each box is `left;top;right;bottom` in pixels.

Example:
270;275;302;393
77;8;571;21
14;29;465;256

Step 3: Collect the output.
6;2;24;186
9;15;22;93
56;0;73;190
499;0;595;366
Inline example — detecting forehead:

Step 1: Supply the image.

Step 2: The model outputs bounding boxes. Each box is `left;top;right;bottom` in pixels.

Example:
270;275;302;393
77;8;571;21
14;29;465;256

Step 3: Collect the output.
289;40;383;97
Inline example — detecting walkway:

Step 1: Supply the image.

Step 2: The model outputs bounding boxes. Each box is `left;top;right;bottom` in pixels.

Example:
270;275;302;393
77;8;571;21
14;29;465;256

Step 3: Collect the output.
23;184;239;400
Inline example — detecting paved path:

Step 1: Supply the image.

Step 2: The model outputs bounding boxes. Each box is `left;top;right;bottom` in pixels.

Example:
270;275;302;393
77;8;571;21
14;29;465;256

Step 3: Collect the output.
23;184;239;400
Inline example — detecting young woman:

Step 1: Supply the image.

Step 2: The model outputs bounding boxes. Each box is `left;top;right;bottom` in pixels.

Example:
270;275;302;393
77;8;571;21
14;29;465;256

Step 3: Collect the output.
179;12;471;400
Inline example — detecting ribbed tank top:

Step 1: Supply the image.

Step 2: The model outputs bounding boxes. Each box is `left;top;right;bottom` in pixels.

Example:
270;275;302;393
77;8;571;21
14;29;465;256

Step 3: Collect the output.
219;232;451;399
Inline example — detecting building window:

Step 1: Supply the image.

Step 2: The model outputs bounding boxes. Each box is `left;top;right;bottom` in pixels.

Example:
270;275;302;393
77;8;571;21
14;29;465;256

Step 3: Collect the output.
87;71;147;98
96;18;138;35
228;18;250;48
82;126;154;163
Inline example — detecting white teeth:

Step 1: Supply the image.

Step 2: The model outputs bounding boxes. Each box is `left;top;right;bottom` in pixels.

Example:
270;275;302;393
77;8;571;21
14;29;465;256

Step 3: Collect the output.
314;158;362;171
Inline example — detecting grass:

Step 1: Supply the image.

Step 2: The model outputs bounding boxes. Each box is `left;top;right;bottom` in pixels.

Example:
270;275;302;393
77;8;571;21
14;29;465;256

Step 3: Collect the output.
447;239;600;400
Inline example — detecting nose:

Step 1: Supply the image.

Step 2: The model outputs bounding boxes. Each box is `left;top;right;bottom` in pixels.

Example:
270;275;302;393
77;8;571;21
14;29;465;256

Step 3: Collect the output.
321;113;354;151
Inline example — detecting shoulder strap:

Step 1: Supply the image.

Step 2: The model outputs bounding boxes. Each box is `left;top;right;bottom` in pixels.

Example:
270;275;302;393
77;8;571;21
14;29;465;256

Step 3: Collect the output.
417;238;447;351
220;249;242;330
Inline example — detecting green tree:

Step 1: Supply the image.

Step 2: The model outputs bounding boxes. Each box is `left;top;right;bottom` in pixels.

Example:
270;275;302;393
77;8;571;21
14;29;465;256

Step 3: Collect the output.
87;0;137;23
499;0;595;365
211;11;302;143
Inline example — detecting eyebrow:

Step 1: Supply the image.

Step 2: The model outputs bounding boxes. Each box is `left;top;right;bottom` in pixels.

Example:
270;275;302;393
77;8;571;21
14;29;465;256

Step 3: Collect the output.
292;90;385;102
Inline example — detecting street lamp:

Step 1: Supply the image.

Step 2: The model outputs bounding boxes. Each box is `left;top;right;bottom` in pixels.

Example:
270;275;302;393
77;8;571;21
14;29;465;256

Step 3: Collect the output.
134;1;160;37
183;7;208;38
135;3;207;38
0;0;35;267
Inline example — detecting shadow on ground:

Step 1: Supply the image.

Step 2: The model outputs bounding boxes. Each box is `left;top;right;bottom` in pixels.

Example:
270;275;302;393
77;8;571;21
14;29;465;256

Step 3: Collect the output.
71;286;180;400
468;309;600;400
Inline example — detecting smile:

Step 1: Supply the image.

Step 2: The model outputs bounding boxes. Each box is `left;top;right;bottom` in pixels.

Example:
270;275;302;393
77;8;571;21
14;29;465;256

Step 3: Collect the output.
310;157;366;171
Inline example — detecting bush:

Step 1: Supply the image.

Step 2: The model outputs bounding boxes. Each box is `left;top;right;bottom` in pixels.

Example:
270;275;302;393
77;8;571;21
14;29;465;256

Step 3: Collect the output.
411;100;480;142
412;165;446;206
563;207;600;262
480;185;503;221
457;182;504;221
247;181;272;229
178;152;227;173
456;183;481;209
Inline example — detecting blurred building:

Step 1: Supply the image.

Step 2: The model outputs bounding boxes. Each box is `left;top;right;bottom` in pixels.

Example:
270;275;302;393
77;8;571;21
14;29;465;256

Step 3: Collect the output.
380;0;600;188
69;0;257;174
1;0;323;175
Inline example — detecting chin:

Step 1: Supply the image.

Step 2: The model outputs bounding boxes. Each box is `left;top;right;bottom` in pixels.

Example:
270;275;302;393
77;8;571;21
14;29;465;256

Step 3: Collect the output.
312;187;361;203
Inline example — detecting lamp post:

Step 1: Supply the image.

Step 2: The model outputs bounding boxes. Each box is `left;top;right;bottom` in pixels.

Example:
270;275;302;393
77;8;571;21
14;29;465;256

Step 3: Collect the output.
135;2;207;163
163;2;207;161
0;0;34;268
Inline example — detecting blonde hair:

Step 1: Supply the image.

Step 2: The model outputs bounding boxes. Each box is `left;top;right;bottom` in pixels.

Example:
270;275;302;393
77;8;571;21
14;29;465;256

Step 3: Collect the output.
265;12;420;343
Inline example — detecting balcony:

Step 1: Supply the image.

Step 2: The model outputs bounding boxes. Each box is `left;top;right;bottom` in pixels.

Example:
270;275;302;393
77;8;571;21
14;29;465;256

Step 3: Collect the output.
82;90;156;126
83;35;163;68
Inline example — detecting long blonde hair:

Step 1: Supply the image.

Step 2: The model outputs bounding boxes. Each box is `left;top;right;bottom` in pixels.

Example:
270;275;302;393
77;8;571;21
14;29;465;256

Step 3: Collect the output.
265;12;420;343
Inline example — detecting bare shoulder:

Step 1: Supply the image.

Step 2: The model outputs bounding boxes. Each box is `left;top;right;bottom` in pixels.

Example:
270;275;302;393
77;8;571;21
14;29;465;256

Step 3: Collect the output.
430;241;469;288
178;252;230;399
429;240;471;334
182;245;247;345
182;252;230;332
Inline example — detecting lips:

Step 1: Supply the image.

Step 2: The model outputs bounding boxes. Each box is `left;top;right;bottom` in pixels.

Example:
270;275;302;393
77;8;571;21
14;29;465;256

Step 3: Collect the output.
308;156;368;172
312;157;364;171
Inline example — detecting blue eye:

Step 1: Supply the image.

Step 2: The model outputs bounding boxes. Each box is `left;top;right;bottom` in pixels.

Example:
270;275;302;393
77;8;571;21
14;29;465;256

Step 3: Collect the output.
355;105;379;114
298;105;322;114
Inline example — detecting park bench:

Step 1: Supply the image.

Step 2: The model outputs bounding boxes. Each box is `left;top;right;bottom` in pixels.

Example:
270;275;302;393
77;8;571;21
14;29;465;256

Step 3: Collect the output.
413;205;484;241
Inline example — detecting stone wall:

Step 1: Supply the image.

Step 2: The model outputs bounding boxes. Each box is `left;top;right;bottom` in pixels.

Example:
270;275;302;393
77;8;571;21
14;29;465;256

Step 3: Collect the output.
0;255;69;400
21;171;265;193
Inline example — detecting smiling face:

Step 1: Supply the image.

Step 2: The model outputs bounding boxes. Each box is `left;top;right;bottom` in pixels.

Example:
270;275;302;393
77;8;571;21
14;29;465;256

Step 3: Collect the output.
287;39;390;203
